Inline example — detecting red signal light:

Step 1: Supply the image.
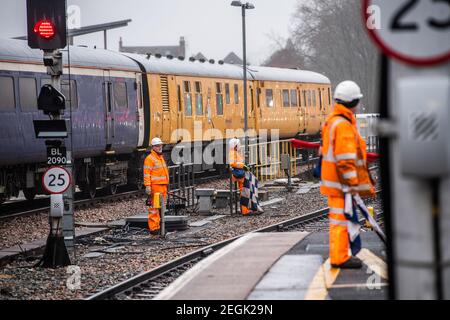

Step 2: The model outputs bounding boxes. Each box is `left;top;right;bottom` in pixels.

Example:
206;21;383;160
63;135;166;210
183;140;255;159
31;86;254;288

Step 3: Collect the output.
33;20;56;39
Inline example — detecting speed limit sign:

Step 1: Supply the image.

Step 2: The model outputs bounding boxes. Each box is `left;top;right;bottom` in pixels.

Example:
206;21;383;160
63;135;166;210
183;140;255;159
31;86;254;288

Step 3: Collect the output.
42;166;71;194
364;0;450;65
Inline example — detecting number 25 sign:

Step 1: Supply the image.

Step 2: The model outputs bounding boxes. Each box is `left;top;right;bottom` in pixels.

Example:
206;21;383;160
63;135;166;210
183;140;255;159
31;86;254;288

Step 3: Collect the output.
364;0;450;65
43;166;71;194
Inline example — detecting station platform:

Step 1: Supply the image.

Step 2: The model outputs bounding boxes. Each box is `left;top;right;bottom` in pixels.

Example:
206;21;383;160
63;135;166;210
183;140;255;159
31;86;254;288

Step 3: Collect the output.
155;231;388;300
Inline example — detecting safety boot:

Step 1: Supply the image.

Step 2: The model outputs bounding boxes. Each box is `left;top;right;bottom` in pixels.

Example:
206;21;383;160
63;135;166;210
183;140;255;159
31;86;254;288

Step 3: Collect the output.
331;256;363;269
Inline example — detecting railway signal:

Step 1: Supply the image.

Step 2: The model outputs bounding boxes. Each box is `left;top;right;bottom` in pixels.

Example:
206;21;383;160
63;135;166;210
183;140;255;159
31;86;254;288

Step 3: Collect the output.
26;0;67;50
27;0;74;268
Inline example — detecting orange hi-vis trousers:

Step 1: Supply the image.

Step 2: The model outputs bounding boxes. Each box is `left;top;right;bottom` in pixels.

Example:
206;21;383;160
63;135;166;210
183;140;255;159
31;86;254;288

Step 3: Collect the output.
233;176;250;215
328;196;351;266
148;185;168;232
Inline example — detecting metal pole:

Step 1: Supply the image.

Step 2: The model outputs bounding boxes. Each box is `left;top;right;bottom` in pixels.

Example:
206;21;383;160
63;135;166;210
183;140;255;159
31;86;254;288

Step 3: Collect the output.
104;30;107;49
242;5;249;165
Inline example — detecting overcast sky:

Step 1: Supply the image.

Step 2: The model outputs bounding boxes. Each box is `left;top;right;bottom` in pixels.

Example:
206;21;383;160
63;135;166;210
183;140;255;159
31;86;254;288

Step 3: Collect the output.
0;0;300;64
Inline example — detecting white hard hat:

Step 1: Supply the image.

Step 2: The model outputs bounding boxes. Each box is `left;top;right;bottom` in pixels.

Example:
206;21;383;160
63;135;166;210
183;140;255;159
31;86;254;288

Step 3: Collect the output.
151;137;163;146
229;138;241;149
334;81;363;102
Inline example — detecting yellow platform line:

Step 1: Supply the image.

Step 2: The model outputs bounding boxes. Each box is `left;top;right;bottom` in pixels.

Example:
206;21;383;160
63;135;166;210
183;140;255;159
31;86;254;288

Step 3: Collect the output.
357;248;388;280
304;259;340;300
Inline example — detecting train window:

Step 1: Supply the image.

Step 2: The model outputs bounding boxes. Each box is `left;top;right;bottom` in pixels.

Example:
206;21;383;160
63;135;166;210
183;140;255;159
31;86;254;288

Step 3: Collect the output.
282;90;290;107
234;84;240;105
225;84;231;104
0;76;15;111
328;88;331;105
62;80;78;109
307;90;312;107
312;90;317;108
184;81;192;116
195;81;203;116
19;78;37;112
216;83;223;116
113;82;128;109
290;90;298;107
265;89;273;108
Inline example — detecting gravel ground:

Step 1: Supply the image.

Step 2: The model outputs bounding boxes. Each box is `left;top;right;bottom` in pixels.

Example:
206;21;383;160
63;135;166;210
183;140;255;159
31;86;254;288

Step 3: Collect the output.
0;169;382;300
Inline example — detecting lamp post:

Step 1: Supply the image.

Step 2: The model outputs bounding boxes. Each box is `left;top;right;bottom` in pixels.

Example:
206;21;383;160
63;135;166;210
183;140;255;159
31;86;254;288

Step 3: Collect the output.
231;1;254;165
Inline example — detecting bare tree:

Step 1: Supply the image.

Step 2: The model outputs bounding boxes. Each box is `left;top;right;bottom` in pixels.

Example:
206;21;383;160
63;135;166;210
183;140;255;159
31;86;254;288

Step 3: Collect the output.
262;38;306;69
267;0;380;113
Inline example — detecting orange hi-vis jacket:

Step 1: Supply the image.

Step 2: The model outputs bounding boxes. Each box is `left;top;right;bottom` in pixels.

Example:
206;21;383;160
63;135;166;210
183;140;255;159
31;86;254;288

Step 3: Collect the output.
229;149;245;169
320;104;375;198
144;150;169;187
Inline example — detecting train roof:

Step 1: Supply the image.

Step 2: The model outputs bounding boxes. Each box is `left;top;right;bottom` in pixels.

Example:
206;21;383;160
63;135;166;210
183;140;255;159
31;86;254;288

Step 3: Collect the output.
0;38;330;84
247;66;330;84
0;38;140;72
123;53;245;80
124;52;330;84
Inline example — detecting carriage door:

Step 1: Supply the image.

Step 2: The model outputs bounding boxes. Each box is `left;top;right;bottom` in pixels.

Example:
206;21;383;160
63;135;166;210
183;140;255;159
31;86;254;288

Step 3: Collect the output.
103;70;114;148
136;73;145;148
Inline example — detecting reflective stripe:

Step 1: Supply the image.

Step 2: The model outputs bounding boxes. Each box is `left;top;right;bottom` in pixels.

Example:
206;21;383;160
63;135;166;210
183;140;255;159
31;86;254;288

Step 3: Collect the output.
144;166;153;170
144;174;151;178
321;180;343;190
336;153;357;161
342;171;357;179
152;165;163;170
329;218;348;227
356;184;372;191
323;118;345;162
329;207;344;214
151;176;168;181
356;160;365;166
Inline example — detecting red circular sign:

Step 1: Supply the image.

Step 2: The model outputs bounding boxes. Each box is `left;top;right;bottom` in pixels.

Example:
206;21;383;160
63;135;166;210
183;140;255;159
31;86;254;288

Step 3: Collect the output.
42;166;71;195
33;20;56;39
363;0;450;66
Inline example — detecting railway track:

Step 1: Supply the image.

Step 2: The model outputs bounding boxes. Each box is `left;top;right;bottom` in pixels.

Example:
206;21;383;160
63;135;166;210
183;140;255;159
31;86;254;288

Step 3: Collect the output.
87;197;383;301
0;189;145;222
87;187;382;301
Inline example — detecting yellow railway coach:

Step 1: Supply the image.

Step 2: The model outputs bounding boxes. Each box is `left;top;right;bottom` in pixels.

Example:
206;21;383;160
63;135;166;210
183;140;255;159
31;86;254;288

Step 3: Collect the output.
125;54;331;147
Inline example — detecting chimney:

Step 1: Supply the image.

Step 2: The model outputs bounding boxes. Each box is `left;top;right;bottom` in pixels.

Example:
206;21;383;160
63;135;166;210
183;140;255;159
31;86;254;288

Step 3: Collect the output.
179;36;186;58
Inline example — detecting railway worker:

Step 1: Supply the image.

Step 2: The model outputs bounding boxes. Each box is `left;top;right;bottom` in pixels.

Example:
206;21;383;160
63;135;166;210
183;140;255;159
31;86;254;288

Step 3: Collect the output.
144;137;169;235
229;138;251;215
320;81;375;269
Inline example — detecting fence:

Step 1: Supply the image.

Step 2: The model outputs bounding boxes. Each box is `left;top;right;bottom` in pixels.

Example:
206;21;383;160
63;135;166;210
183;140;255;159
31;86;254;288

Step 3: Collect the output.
167;163;195;213
246;139;304;183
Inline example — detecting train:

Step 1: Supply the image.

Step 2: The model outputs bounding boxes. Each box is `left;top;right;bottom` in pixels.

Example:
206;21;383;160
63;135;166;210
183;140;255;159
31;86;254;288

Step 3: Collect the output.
0;38;331;204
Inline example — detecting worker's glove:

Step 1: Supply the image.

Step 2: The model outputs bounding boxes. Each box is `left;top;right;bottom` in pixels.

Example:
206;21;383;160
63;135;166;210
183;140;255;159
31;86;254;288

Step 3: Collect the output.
145;186;152;195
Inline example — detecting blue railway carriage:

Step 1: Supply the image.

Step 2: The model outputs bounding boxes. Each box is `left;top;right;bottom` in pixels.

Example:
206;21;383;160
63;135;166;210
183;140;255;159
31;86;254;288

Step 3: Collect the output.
0;39;145;202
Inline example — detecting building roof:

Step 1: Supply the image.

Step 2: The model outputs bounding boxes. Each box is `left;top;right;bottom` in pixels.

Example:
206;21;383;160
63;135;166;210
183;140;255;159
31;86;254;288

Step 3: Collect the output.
223;52;243;65
119;37;185;58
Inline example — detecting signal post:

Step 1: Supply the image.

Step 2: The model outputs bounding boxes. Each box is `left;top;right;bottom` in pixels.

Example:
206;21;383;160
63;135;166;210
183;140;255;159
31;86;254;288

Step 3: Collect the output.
28;0;74;267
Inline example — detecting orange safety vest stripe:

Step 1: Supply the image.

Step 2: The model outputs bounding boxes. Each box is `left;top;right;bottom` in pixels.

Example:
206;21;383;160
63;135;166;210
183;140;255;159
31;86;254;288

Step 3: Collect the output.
144;151;169;186
320;104;375;198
